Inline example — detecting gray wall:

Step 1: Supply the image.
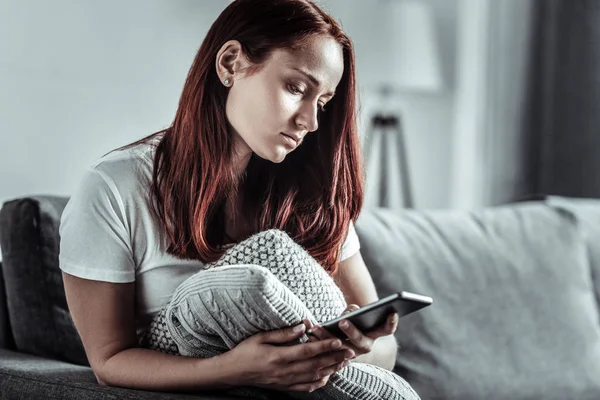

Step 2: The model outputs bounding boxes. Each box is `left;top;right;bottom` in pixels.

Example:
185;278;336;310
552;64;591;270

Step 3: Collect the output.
0;0;457;209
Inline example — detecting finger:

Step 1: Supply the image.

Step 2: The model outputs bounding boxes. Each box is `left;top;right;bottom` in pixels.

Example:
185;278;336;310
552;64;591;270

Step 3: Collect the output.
338;319;373;354
366;313;399;340
316;359;351;377
389;312;399;332
287;360;348;389
287;376;330;392
303;319;321;342
343;304;360;314
317;360;349;377
284;337;345;360
309;326;359;355
260;323;306;344
302;317;316;329
288;348;354;378
306;333;319;343
300;318;321;342
308;325;337;341
287;368;331;386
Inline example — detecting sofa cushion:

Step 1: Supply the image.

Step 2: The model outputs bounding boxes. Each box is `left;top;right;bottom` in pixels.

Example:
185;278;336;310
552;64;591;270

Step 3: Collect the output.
0;349;252;400
0;196;87;365
355;202;600;400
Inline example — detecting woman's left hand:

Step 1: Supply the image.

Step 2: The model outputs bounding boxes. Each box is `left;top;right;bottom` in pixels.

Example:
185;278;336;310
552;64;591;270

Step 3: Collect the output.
305;304;399;359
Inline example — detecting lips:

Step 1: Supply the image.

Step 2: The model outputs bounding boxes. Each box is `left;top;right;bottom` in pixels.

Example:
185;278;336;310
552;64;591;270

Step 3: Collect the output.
281;133;300;146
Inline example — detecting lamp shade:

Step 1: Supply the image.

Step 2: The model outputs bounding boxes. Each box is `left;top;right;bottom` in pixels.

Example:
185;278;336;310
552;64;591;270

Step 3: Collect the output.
386;0;443;92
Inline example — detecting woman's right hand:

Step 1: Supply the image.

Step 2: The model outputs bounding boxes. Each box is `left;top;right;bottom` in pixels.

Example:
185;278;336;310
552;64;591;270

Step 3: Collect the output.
226;322;354;392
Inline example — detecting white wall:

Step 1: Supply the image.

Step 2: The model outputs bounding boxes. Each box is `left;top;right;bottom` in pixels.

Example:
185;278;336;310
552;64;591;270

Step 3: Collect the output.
449;0;534;209
322;0;458;210
449;0;491;209
0;0;229;205
0;0;458;210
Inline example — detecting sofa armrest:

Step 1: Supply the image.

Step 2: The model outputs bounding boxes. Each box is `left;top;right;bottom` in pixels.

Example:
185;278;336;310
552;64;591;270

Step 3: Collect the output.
0;196;88;365
0;261;15;350
0;349;250;400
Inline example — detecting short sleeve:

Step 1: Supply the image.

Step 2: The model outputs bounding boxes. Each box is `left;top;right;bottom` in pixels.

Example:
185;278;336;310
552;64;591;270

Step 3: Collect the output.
59;168;136;283
339;220;361;262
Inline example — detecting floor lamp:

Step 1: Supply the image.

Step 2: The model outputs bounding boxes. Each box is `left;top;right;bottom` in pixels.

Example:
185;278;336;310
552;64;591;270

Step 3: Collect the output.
364;0;443;210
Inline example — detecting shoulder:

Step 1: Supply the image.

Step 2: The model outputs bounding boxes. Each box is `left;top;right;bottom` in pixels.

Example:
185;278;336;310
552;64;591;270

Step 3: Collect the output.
339;220;361;261
62;139;159;232
90;140;156;195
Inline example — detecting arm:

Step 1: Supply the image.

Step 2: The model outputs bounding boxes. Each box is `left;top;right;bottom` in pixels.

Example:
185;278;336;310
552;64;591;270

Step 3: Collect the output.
60;168;352;391
331;251;398;371
62;272;235;391
63;271;350;392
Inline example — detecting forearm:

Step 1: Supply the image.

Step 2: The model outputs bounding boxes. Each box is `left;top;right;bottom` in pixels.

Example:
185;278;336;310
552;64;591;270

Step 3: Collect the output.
98;347;236;392
354;334;397;370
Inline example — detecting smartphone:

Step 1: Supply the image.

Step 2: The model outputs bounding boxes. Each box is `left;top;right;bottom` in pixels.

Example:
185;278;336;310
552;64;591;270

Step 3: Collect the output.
311;291;433;339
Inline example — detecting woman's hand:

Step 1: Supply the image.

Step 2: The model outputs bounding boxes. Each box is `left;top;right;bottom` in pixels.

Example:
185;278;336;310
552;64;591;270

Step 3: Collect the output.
307;304;399;359
226;322;355;392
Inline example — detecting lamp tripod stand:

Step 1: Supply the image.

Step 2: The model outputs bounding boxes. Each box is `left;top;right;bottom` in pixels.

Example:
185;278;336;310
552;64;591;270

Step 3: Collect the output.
364;113;414;209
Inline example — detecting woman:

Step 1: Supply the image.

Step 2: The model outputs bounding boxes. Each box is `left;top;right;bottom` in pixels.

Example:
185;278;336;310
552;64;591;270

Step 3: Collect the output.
60;0;406;395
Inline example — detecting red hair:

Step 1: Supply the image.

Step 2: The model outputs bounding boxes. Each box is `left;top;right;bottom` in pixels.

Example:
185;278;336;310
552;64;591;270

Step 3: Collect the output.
124;0;364;274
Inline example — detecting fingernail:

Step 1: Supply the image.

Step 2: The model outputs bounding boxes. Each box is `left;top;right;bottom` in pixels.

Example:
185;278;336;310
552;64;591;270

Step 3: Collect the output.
345;350;355;359
392;313;399;323
293;324;306;333
340;321;349;328
331;340;342;349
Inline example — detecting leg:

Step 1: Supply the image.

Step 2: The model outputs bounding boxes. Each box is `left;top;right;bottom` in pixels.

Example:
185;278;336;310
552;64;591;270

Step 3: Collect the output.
142;230;421;400
208;229;348;324
165;264;314;357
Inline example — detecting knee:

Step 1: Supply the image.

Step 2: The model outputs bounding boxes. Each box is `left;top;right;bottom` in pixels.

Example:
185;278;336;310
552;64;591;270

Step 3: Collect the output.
254;229;298;250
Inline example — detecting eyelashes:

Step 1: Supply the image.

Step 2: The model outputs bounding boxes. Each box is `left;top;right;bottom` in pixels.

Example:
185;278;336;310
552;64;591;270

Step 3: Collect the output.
287;83;327;113
287;83;304;95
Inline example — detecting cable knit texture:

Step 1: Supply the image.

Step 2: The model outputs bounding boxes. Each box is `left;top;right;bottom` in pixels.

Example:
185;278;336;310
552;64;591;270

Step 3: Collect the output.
140;229;420;400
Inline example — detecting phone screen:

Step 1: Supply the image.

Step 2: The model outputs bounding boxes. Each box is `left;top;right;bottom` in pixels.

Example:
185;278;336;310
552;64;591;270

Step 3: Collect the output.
315;292;432;339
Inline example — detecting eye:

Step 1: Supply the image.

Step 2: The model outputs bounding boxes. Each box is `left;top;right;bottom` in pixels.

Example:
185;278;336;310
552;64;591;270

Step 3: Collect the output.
287;83;305;95
288;82;327;113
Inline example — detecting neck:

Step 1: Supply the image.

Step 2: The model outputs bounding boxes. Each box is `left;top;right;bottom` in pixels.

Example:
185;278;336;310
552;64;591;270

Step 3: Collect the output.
232;151;251;180
231;134;252;180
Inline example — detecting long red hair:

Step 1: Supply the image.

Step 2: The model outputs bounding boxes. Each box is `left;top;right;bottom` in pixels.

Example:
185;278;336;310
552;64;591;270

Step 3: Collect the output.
123;0;364;274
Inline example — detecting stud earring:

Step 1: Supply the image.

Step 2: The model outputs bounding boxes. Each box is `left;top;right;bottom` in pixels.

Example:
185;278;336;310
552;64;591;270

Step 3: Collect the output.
223;78;230;85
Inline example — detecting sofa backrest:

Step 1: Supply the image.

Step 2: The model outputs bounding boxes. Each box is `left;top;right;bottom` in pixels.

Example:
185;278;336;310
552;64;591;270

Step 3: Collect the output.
545;196;600;311
0;196;88;365
354;198;600;400
3;194;600;400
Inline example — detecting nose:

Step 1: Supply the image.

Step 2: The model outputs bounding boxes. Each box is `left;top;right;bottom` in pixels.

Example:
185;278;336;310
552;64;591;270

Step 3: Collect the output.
295;101;319;133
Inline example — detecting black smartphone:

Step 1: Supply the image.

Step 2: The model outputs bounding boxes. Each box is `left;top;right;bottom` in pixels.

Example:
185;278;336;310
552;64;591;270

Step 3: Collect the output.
311;291;433;339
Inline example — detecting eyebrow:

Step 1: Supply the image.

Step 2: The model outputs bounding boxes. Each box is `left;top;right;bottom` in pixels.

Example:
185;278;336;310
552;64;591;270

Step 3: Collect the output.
291;67;336;97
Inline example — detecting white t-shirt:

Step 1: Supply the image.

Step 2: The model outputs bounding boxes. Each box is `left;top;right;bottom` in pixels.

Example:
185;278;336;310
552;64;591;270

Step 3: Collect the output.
59;139;361;337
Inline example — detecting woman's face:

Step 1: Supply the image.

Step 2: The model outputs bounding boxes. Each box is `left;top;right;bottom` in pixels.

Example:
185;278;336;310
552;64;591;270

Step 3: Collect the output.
224;35;344;165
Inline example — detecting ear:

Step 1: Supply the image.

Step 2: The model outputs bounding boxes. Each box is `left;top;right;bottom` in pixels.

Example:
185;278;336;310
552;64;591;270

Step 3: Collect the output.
215;40;251;87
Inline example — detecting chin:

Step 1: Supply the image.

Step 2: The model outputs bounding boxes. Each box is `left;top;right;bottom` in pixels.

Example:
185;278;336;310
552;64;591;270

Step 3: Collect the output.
267;154;287;164
256;147;290;164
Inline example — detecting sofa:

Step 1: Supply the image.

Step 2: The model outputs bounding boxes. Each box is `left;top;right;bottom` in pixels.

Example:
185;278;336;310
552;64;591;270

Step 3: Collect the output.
2;195;600;399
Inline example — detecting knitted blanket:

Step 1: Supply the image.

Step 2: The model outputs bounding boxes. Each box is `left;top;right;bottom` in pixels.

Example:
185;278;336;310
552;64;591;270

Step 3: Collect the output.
141;230;420;400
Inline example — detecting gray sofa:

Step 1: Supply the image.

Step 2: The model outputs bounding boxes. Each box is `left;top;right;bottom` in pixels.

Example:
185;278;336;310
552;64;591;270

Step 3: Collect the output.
2;195;600;399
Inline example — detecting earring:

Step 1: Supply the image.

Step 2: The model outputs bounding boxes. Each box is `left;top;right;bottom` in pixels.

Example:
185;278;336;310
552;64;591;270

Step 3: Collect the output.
223;78;230;86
